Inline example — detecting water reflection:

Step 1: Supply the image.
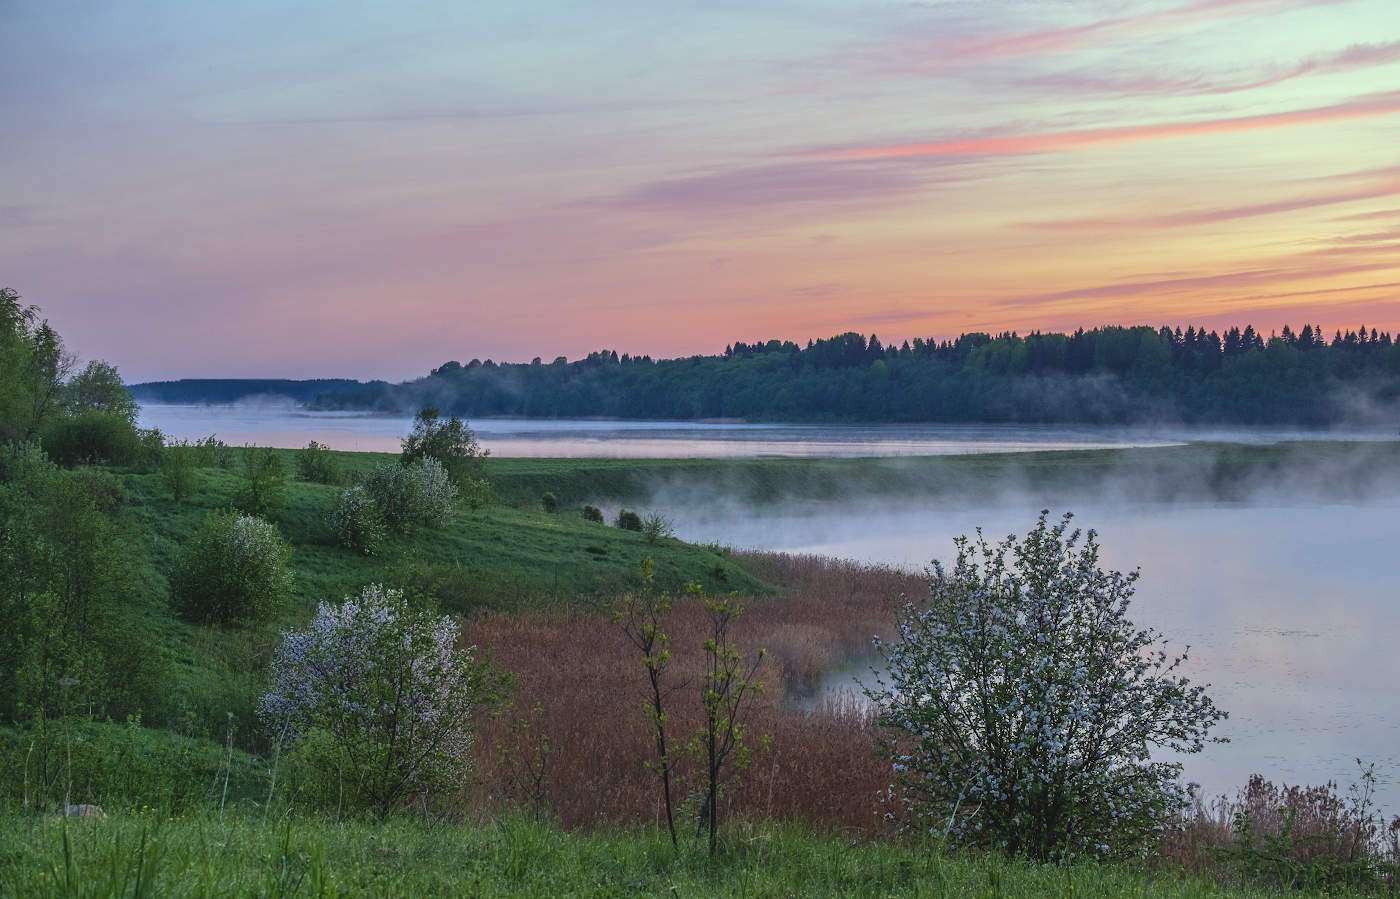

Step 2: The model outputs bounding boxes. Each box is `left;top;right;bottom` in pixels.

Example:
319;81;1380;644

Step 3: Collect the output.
671;499;1400;809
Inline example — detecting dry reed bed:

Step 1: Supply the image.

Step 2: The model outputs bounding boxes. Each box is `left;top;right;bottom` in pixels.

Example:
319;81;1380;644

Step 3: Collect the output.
465;552;918;833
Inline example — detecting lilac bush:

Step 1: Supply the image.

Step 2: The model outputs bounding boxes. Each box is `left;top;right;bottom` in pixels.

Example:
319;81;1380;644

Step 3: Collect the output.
170;511;292;624
258;585;478;818
362;458;457;532
865;511;1226;861
329;484;385;555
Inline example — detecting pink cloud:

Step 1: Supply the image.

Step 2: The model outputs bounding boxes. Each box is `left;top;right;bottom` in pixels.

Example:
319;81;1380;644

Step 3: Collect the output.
802;90;1400;161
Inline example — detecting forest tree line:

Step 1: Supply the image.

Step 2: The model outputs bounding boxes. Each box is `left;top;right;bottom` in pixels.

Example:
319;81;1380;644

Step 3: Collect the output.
314;324;1400;425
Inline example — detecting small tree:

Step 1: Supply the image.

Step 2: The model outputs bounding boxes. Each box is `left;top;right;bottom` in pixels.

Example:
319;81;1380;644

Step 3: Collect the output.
258;585;479;819
235;446;287;515
641;512;674;545
582;505;603;523
864;511;1226;861
615;509;642;532
613;559;680;848
400;407;487;486
162;440;198;501
296;440;342;484
694;593;765;857
170;512;293;625
540;492;557;513
330;485;386;555
362;458;457;532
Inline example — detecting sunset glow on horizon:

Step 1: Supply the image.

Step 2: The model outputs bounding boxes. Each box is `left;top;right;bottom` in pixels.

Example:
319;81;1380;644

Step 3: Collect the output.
4;0;1398;381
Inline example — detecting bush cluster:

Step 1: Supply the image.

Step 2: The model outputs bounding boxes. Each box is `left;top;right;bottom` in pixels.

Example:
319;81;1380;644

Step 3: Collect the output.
170;511;293;625
615;509;642;531
361;458;458;532
296;440;342;484
330;485;386;555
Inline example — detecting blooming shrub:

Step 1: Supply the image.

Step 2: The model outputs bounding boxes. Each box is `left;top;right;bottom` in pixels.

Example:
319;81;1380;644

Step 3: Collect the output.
330;484;385;555
257;585;478;818
170;511;293;625
362;458;457;532
865;511;1226;861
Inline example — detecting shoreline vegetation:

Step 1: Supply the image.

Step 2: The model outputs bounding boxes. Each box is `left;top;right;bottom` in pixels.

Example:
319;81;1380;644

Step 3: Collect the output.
4;440;1400;894
134;324;1400;427
7;289;1400;894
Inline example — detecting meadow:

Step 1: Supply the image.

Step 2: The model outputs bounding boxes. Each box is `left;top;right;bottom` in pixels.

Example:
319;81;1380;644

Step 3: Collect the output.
4;441;1400;895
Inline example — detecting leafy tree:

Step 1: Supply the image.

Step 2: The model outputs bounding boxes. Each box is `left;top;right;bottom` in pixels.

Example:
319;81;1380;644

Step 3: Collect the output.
614;559;680;848
170;511;293;625
330;484;386;555
362;458;457;532
615;509;642;532
234;445;287;515
693;592;765;856
63;360;137;422
161;440;198;502
400;407;487;486
641;512;674;545
295;440;342;484
865;511;1226;861
258;585;480;819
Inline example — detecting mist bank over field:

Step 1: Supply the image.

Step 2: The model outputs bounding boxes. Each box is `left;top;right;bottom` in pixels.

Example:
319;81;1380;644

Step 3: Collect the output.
312;326;1400;427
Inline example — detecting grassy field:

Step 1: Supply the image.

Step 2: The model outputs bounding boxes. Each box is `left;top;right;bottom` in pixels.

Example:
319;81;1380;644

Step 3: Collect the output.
0;809;1369;898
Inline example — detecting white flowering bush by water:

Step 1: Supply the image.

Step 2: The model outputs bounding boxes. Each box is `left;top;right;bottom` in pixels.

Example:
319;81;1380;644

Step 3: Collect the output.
170;511;292;625
258;585;478;819
864;511;1226;861
362;458;457;532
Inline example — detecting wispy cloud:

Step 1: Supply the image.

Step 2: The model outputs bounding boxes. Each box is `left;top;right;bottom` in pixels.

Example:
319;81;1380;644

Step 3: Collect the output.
994;260;1400;310
1022;40;1400;98
1026;180;1400;230
858;0;1348;73
609;159;960;216
800;90;1400;161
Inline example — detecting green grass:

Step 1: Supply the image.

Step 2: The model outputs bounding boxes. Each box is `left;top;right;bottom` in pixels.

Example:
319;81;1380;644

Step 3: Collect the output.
0;808;1358;898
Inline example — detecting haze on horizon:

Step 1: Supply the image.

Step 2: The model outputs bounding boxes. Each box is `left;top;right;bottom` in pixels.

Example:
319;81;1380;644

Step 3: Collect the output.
3;0;1398;382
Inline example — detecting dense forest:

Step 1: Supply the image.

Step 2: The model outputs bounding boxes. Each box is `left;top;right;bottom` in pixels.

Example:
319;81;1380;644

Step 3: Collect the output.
315;325;1400;426
130;377;378;404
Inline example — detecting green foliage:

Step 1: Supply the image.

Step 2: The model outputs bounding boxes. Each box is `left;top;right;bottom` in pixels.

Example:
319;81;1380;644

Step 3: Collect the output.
40;411;146;468
63;360;137;423
161;441;198;502
693;590;765;857
540;491;557;513
460;476;493;511
615;509;642;532
581;504;603;523
169;511;293;626
234;446;287;515
866;512;1226;861
0;447;164;721
362;459;457;533
295;440;342;485
329;485;385;556
400;407;487;486
259;585;482;819
641;512;674;545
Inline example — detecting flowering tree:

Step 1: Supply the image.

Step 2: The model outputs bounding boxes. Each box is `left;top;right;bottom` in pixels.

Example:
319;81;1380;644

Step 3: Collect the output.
865;511;1226;861
170;511;292;625
258;585;478;819
362;458;457;532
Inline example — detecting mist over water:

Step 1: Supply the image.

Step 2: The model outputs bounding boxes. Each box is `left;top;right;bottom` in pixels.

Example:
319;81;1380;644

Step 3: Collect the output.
139;401;1400;806
658;474;1400;809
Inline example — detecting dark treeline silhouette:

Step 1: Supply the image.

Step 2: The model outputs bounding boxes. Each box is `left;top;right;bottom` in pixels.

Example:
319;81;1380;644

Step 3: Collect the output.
314;324;1400;425
130;378;379;404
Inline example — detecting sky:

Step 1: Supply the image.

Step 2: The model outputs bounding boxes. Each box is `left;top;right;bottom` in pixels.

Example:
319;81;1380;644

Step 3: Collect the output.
3;0;1399;381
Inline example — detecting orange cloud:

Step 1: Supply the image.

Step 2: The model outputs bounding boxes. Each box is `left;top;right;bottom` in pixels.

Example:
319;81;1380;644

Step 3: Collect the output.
803;90;1400;160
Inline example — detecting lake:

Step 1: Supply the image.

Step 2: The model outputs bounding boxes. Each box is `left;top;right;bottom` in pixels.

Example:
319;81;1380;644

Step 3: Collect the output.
138;400;1400;808
136;400;1394;458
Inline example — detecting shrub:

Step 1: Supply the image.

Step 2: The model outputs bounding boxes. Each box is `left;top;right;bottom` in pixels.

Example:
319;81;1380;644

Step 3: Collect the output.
234;446;286;515
363;459;458;532
615;509;642;531
170;511;293;625
582;504;603;523
400;407;488;486
258;584;480;819
330;485;386;555
295;440;342;484
162;440;198;501
460;476;492;512
541;491;557;513
40;411;142;467
865;511;1226;861
641;512;674;544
